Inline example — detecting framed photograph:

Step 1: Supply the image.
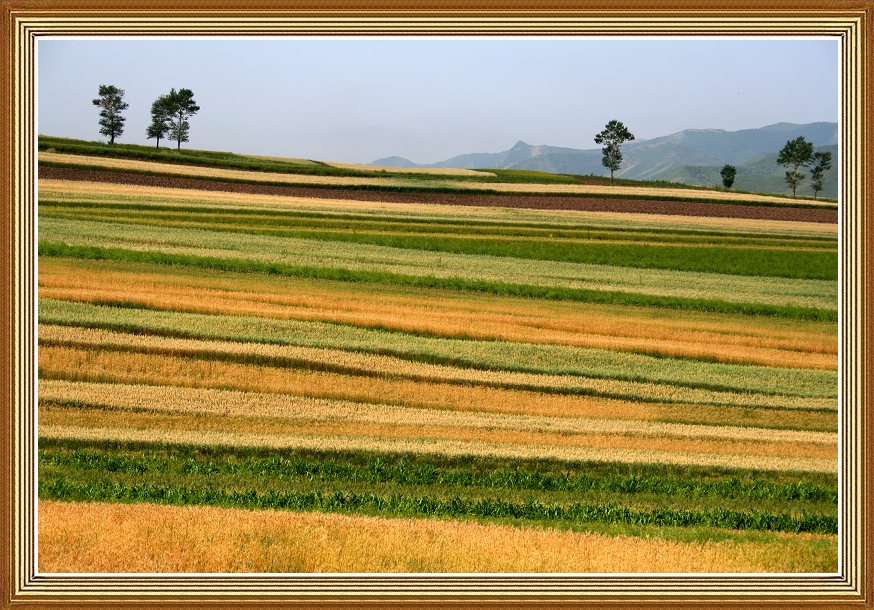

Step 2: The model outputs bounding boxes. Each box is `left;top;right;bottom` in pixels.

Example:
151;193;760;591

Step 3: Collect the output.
2;1;870;607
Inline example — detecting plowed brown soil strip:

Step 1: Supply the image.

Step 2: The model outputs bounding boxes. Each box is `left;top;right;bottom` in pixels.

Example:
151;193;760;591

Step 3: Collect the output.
39;166;838;224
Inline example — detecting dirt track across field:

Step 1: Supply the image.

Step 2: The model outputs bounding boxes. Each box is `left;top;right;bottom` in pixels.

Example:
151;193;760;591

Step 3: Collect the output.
39;166;838;224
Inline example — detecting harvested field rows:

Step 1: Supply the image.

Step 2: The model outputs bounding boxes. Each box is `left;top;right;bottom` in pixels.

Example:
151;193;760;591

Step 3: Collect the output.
37;142;839;572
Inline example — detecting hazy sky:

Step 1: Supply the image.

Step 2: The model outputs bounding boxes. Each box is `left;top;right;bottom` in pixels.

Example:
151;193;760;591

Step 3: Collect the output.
38;38;839;164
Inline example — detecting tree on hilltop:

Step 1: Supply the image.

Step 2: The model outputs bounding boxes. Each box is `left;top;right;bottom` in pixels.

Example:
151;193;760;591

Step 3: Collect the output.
809;151;832;199
720;165;737;190
91;84;128;144
777;136;814;198
146;94;174;148
165;88;200;150
594;120;635;184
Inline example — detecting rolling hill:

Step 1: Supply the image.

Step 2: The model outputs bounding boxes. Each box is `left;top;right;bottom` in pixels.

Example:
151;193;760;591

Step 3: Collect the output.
372;122;839;197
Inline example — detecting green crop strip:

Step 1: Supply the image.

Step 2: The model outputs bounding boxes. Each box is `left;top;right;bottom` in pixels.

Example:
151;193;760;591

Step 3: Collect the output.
38;243;838;321
38;477;837;535
40;207;837;280
38;439;839;503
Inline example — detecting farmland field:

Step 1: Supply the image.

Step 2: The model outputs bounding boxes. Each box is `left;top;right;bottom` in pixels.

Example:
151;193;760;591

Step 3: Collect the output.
37;139;839;573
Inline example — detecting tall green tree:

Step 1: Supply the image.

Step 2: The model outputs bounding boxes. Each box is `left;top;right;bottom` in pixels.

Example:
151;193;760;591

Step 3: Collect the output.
166;88;200;150
91;84;128;144
146;94;173;149
809;151;832;199
777;136;814;198
720;164;737;190
594;120;635;184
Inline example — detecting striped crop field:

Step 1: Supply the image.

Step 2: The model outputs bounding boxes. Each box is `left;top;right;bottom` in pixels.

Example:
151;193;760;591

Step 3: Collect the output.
39;150;837;207
37;143;839;573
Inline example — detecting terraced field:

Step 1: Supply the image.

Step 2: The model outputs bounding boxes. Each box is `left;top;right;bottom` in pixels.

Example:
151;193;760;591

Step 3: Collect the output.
37;139;839;573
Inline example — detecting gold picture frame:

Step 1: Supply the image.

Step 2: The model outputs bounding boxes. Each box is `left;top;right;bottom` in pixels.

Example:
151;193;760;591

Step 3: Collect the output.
1;2;870;607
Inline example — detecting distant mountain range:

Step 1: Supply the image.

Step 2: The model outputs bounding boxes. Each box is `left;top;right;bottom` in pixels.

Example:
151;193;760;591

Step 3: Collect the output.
371;122;839;198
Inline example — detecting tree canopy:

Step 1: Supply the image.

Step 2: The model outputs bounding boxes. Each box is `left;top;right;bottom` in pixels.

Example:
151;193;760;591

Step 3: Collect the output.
720;165;737;190
91;84;128;145
146;94;174;148
166;88;200;150
777;136;814;198
594;120;635;184
809;151;832;199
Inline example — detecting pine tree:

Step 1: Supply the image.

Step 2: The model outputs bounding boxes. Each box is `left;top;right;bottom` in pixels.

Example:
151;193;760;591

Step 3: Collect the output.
594;120;635;184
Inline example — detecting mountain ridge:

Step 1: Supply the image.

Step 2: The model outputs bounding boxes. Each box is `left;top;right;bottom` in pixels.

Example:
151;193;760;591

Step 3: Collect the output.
371;122;838;197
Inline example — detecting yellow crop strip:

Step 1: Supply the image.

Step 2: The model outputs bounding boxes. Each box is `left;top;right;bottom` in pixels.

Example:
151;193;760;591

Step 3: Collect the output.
39;501;837;573
39;259;837;369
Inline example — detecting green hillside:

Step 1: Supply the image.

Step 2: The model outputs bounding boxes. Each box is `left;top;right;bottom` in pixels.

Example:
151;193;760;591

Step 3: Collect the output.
656;145;838;199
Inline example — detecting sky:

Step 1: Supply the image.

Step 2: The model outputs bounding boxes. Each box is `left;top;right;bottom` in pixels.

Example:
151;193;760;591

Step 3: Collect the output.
38;38;839;164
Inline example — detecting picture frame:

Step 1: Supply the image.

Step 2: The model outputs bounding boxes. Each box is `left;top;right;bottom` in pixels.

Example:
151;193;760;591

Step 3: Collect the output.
1;1;870;607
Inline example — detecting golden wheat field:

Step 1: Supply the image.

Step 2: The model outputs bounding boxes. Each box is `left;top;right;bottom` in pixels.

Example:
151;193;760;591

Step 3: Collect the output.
37;137;840;573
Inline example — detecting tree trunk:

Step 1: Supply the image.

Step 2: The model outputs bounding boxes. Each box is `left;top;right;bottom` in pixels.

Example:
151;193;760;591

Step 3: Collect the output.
610;169;614;185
